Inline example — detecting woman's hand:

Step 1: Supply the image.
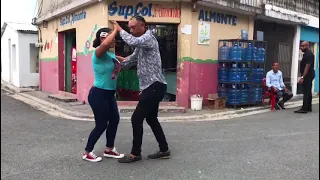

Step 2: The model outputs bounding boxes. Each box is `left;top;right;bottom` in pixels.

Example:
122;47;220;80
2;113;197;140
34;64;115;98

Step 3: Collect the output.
110;20;122;32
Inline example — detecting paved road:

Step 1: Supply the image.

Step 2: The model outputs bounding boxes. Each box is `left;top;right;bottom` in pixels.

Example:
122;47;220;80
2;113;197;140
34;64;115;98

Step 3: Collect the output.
1;90;319;180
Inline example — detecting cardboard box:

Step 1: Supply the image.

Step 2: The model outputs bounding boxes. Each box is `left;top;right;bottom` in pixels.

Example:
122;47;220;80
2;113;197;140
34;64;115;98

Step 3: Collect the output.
207;94;226;109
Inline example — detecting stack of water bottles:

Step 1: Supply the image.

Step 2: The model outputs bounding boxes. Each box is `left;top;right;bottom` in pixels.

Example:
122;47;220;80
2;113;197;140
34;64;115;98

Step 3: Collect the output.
218;40;266;106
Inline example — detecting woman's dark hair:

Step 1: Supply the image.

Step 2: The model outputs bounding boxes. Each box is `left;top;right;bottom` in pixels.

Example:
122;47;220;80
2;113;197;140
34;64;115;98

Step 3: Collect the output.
92;27;113;48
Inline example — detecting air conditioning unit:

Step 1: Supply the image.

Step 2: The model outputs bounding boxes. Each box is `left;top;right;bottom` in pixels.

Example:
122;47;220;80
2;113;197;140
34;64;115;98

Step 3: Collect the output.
35;43;43;48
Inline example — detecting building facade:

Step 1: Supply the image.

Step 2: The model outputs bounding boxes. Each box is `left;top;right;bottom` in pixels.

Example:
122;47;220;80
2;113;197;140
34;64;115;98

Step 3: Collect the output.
257;0;319;95
36;0;258;107
1;22;39;88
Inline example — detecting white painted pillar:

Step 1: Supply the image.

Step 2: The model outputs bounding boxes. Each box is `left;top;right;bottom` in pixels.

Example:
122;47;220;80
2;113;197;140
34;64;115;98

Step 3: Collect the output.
290;25;301;96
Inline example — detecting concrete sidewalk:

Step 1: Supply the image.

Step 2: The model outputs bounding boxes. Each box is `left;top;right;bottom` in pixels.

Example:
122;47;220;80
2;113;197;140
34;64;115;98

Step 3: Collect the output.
2;80;319;122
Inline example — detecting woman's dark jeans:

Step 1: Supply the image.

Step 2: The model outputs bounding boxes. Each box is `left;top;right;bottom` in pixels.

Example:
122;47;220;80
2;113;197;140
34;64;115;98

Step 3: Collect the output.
85;86;120;152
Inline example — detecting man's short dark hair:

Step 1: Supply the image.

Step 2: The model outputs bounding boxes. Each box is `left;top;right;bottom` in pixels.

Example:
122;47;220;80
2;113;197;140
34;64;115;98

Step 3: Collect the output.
131;15;146;24
272;62;279;66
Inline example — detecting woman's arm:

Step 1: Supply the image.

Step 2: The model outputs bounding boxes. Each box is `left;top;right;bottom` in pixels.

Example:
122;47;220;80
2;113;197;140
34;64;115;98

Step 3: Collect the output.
95;29;117;58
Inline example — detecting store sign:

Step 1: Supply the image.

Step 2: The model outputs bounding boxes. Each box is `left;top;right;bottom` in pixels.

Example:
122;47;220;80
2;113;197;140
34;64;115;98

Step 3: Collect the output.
60;10;87;26
108;1;180;19
198;10;237;26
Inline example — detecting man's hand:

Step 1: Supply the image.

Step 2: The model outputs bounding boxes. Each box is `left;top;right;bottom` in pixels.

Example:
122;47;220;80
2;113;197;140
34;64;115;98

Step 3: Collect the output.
284;87;290;93
298;77;304;84
116;55;126;62
271;86;278;93
110;20;122;32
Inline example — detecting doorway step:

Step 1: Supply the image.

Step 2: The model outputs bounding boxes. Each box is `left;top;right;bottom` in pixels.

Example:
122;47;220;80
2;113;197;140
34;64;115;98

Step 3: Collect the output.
48;91;77;103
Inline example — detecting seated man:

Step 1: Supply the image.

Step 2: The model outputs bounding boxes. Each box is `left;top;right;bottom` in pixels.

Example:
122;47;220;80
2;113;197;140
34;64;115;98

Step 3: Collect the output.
266;62;293;109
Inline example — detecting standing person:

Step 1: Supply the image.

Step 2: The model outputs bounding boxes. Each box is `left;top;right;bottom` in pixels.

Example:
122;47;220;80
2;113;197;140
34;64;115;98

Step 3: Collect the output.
295;41;315;113
266;62;293;110
82;26;124;162
111;16;170;163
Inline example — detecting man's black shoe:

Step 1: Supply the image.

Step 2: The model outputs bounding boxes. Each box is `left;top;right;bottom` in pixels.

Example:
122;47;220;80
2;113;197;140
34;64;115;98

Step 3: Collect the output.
118;154;142;163
294;109;308;114
278;101;286;109
147;150;171;159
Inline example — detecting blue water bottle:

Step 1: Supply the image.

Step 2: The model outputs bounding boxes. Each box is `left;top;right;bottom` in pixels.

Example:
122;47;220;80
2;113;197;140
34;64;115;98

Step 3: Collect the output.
231;42;238;61
218;63;229;82
238;43;243;61
218;84;228;98
240;84;249;104
246;43;252;61
219;42;230;61
258;44;265;63
228;84;241;105
253;44;258;62
229;63;241;83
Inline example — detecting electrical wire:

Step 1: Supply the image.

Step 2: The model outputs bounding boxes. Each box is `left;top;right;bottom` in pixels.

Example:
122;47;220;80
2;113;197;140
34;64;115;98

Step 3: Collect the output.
32;0;38;18
36;0;44;17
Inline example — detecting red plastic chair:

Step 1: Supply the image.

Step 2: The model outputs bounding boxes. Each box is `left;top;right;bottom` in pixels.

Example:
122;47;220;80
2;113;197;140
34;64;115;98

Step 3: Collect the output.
262;78;276;110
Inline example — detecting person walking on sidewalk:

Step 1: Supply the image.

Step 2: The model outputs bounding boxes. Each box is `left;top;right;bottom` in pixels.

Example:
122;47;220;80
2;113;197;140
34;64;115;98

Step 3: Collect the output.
111;16;170;163
295;41;315;114
82;26;124;162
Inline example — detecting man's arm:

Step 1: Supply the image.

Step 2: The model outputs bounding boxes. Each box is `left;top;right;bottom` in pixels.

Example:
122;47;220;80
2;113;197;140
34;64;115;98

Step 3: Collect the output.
266;72;272;88
116;56;126;62
120;50;138;69
119;30;154;48
280;72;285;88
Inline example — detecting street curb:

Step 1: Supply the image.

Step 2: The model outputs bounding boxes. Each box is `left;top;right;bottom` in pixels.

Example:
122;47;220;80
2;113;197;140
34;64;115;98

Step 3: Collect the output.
20;91;94;119
1;80;36;93
2;86;319;122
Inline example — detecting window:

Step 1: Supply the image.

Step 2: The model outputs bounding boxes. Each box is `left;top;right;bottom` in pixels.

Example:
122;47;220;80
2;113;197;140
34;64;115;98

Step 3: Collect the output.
29;44;39;73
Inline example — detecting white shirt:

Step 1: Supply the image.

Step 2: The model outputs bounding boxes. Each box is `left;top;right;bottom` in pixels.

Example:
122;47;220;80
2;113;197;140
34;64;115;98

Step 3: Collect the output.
266;70;285;90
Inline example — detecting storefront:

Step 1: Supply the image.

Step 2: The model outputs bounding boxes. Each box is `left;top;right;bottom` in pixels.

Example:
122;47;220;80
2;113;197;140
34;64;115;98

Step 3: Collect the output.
300;26;319;93
39;0;254;108
253;20;296;90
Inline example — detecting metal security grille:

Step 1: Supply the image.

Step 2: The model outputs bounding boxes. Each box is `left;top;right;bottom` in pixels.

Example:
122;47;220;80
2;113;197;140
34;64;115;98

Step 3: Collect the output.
254;20;295;88
278;43;292;82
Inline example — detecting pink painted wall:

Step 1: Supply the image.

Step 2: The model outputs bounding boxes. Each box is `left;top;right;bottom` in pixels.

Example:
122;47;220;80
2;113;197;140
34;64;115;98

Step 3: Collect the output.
76;54;94;103
40;56;218;108
40;61;59;93
39;55;94;103
176;61;191;108
176;61;218;108
189;62;218;106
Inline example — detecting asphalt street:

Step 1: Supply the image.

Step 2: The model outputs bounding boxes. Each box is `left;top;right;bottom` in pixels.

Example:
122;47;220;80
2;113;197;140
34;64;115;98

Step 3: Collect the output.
1;90;319;180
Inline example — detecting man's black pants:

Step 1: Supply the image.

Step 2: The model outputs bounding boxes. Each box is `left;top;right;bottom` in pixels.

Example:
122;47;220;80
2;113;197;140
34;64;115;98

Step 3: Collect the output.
131;82;169;156
302;74;315;111
275;90;293;103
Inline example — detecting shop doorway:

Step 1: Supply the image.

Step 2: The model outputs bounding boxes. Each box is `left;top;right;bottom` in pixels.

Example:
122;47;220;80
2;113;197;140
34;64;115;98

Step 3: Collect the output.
58;29;77;93
254;20;295;90
115;22;178;101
